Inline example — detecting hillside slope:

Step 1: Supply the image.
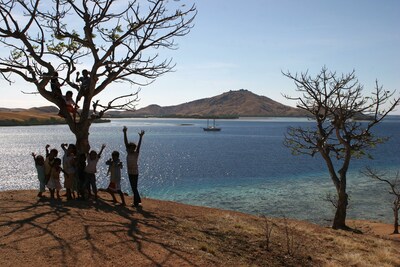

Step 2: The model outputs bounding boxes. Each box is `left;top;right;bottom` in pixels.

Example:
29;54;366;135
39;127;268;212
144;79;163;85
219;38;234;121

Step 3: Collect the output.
111;89;308;117
0;106;64;126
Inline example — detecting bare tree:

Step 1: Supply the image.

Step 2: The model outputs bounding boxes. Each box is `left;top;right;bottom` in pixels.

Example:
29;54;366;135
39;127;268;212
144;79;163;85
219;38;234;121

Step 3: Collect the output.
282;67;399;230
282;216;300;256
0;0;196;153
362;167;400;234
261;215;275;251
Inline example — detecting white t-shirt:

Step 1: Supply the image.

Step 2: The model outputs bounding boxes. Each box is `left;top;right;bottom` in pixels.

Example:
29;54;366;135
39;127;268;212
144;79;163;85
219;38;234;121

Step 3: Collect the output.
63;154;75;174
85;157;99;174
126;153;139;175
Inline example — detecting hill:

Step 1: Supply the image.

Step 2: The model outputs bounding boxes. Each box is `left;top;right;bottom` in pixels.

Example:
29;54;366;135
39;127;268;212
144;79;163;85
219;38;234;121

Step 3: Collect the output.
108;89;308;118
0;106;109;126
0;90;307;122
1;190;399;266
0;106;65;126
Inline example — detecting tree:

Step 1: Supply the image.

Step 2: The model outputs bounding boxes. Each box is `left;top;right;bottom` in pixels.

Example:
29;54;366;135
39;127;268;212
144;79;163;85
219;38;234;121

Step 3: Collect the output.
0;0;196;153
362;167;400;234
282;67;399;230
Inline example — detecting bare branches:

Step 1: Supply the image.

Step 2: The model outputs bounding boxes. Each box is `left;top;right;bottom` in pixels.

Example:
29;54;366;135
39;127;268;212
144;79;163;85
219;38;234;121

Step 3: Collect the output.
283;66;399;229
21;90;39;95
0;0;195;153
324;192;339;208
261;216;275;251
362;167;400;196
282;216;301;256
283;67;399;162
96;92;140;111
1;0;196;92
362;167;400;234
0;0;53;88
0;0;196;127
91;89;141;121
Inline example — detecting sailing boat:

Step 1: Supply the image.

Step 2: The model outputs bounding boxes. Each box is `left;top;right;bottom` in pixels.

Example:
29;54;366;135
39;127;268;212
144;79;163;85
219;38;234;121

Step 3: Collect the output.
203;118;221;131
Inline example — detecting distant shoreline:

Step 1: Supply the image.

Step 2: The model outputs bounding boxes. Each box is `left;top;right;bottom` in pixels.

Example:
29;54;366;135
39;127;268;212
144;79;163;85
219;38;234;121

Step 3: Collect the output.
109;114;312;119
0;116;309;126
0;118;111;127
1;112;398;127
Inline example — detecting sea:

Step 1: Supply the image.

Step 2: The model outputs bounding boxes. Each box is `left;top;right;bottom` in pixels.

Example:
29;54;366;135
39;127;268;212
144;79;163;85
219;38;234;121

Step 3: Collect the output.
0;117;399;225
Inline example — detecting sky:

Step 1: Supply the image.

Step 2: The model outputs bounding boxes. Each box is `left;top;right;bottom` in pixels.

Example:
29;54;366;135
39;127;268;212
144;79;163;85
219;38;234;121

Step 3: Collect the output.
1;0;399;114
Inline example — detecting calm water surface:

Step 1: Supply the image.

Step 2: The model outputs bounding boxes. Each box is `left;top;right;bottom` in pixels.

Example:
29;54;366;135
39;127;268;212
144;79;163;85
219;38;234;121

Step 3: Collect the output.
0;117;399;224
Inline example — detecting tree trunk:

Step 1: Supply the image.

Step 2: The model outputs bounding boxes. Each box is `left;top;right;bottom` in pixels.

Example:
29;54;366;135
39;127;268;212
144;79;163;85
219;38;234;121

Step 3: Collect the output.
393;208;399;234
63;92;93;154
74;124;91;154
332;187;348;230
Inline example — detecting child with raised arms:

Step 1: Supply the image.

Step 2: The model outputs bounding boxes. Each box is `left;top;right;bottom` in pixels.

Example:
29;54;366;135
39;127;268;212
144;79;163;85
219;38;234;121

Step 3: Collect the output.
84;144;105;200
61;143;76;200
32;152;45;197
47;158;64;199
106;151;126;206
44;145;58;185
123;126;145;207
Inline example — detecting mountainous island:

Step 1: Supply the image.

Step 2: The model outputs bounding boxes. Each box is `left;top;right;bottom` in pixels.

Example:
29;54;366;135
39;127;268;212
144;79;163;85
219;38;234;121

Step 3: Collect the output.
0;90;307;125
108;89;307;118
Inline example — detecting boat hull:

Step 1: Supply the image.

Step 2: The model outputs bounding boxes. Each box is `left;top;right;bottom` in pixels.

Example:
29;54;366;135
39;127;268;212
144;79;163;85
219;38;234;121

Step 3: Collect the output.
203;127;221;131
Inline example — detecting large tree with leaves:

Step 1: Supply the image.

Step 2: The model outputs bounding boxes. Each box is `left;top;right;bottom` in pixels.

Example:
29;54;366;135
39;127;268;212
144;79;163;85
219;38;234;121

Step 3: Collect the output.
283;67;399;230
0;0;196;153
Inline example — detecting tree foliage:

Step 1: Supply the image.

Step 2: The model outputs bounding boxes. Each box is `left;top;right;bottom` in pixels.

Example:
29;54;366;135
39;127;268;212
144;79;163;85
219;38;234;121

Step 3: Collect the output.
0;0;196;152
283;67;399;229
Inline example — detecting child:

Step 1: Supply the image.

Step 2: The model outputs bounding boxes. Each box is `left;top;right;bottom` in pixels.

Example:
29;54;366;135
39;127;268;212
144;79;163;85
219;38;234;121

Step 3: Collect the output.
50;71;62;97
58;91;78;120
47;157;64;199
64;91;77;114
32;153;45;197
75;69;90;103
106;151;126;205
44;145;58;185
76;153;87;200
123;126;145;207
84;144;106;200
61;143;76;200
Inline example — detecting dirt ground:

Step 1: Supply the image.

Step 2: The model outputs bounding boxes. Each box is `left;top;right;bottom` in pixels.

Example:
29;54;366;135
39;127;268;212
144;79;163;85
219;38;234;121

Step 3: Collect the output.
1;190;399;267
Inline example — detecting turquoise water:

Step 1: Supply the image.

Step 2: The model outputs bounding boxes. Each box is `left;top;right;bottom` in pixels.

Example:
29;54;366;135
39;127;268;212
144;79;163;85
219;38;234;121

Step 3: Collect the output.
0;117;399;224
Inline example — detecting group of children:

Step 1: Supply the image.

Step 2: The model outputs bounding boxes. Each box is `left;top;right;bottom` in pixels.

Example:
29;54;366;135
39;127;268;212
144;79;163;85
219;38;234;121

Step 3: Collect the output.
32;127;145;207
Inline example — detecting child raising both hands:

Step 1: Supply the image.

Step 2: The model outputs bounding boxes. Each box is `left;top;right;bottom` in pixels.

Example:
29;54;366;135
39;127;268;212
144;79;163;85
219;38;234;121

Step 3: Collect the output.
123;126;145;207
32;152;45;197
106;151;126;206
84;144;106;200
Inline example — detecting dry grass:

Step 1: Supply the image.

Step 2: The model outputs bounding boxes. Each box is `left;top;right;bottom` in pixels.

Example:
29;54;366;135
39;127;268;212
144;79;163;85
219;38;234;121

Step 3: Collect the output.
0;110;59;121
0;109;64;126
0;190;399;266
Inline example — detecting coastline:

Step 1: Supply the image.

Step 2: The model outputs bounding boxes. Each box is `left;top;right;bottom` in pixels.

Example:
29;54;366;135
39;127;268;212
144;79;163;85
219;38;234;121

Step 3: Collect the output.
1;118;399;226
1;190;399;266
0;118;110;127
0;107;112;126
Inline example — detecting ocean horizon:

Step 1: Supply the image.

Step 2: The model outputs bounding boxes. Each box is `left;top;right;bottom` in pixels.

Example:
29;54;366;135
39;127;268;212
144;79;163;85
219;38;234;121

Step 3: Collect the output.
0;117;399;225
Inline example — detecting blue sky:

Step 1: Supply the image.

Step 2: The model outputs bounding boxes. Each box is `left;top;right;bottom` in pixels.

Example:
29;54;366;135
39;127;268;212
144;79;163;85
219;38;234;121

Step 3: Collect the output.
1;0;399;114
